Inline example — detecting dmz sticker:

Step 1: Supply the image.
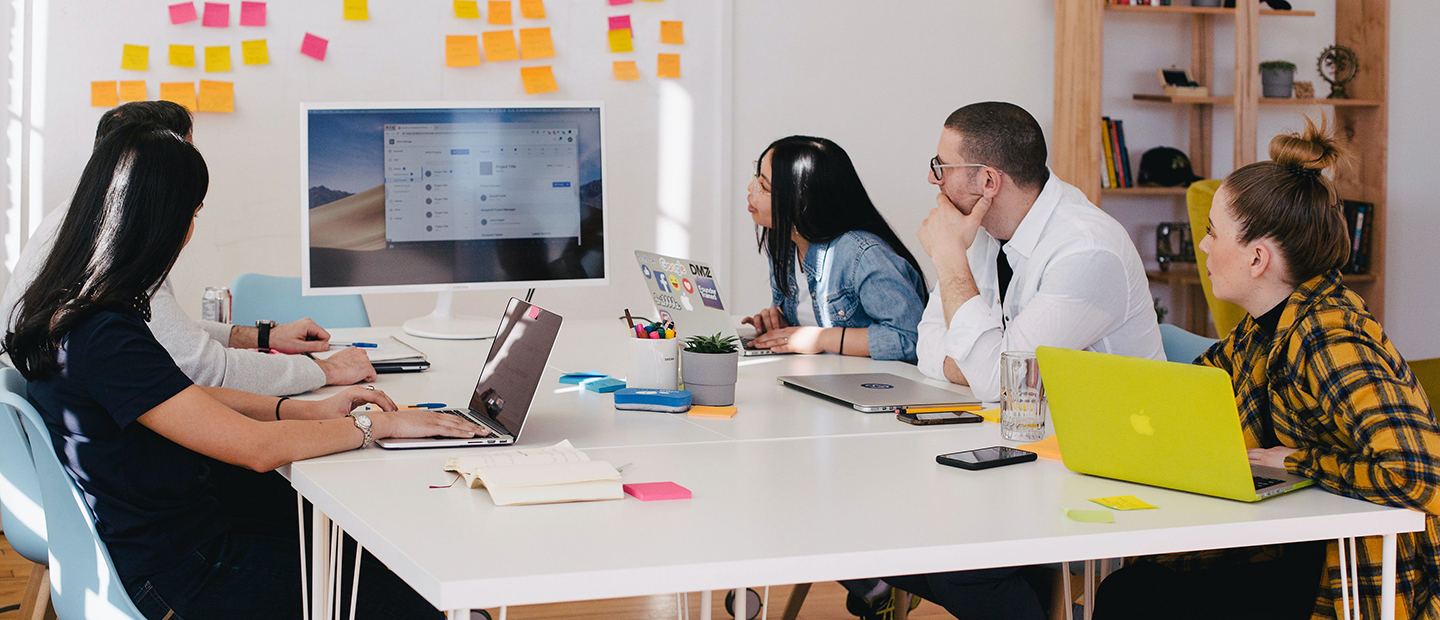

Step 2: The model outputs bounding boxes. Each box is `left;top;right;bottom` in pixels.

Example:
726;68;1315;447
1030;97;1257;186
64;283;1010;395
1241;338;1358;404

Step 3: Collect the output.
695;277;724;310
861;383;894;390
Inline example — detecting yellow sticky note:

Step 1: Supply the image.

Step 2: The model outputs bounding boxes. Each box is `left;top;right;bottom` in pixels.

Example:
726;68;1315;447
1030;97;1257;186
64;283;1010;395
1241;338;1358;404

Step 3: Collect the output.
488;1;512;25
1089;495;1158;511
160;82;196;111
520;65;557;95
454;0;479;18
1064;509;1115;524
660;21;684;44
118;81;147;102
612;60;640;81
445;35;482;67
344;0;368;20
657;53;680;78
518;27;554;60
205;46;232;72
519;0;545;19
241;40;269;65
197;80;234;113
169;45;196;68
121;44;149;71
91;81;119;107
976;407;1001;423
482;30;519;62
607;28;633;53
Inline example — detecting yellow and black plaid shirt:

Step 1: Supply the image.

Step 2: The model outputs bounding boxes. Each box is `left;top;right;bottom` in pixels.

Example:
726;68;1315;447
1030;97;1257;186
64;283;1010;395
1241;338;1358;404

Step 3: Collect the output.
1155;271;1440;619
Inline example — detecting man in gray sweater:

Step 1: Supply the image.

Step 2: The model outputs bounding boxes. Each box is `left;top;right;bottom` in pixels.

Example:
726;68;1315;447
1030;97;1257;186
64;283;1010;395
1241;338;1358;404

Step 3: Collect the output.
0;101;373;396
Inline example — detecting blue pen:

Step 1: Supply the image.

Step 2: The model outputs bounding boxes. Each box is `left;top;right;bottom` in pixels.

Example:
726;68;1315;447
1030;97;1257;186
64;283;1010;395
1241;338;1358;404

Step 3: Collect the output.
332;342;378;348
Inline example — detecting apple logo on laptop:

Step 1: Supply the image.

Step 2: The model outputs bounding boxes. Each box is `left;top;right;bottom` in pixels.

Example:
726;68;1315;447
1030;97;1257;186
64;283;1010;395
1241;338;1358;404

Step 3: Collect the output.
680;295;693;311
1130;413;1155;436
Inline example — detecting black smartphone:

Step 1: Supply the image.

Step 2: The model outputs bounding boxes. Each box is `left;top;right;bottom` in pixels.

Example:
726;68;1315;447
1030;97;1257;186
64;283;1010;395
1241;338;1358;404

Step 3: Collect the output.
897;411;984;426
936;446;1038;470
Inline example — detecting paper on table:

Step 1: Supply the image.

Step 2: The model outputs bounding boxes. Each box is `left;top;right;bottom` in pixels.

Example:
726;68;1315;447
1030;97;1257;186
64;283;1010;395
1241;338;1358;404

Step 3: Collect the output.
445;440;589;471
518;0;545;19
1065;509;1114;524
520;65;558;95
482;30;519;61
241;39;269;65
170;2;199;24
239;1;265;26
122;45;149;71
118;81;147;102
343;0;368;20
454;0;480;18
488;0;512;25
612;60;640;81
446;35;481;67
607;28;633;53
608;15;631;31
314;336;426;363
91;82;119;107
301;33;328;61
170;45;196;67
197;80;233;112
518;27;554;60
204;46;231;72
660;21;683;44
160;82;196;111
657;53;680;78
1017;435;1061;461
1089;495;1157;511
202;2;229;27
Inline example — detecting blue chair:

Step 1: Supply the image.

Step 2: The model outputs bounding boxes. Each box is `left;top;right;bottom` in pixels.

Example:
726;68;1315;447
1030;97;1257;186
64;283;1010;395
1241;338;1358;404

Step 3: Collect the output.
3;369;147;620
229;273;370;328
1159;323;1219;365
0;369;51;619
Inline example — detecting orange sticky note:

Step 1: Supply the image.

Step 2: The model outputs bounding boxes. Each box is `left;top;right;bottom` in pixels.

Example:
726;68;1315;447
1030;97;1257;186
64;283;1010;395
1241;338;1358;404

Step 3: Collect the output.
660;21;683;44
118;81;147;102
453;0;479;18
688;406;737;418
197;80;234;113
241;39;269;65
488;1;512;25
612;60;640;81
160;82;197;111
91;81;119;107
482;30;519;62
343;0;368;20
657;53;680;78
170;45;196;68
205;46;232;72
519;0;545;19
608;28;633;53
518;27;554;60
121;44;149;71
520;65;557;94
446;35;482;67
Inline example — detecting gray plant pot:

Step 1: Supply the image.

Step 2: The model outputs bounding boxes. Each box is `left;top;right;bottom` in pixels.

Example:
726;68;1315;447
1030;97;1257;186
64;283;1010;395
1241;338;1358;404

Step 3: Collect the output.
681;350;739;406
1260;66;1295;98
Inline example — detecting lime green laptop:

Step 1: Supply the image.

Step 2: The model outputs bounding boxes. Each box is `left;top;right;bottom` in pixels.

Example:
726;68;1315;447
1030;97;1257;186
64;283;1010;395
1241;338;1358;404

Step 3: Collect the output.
1036;346;1313;502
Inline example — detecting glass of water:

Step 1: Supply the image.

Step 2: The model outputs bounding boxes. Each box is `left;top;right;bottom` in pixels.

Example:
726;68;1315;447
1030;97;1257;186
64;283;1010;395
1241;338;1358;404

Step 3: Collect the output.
1000;351;1048;442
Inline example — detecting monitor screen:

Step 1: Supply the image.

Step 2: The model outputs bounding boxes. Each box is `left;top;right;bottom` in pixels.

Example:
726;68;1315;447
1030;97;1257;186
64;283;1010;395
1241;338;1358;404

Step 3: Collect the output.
301;103;607;294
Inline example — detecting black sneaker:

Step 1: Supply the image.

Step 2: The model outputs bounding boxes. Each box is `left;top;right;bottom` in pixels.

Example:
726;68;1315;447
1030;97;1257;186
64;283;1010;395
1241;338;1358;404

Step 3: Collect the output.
846;589;921;620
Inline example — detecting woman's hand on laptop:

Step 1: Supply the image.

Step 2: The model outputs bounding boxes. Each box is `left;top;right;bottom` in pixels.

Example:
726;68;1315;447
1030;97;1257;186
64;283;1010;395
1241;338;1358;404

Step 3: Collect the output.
752;326;826;354
1247;446;1297;469
371;410;491;440
741;307;789;336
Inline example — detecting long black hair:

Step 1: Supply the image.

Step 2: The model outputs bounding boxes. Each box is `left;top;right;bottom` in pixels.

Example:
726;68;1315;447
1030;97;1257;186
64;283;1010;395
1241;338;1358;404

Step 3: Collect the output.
4;122;208;380
757;136;926;295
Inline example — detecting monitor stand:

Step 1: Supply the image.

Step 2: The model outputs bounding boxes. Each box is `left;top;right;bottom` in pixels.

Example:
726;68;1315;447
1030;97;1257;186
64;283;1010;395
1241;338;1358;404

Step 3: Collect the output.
402;291;496;340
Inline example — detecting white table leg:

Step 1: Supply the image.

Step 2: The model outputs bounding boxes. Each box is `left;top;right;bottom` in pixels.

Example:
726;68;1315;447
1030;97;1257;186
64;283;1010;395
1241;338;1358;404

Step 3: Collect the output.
734;588;745;620
1382;532;1397;620
311;509;332;620
348;542;364;620
701;590;713;620
1083;560;1096;620
298;494;310;620
446;611;466;620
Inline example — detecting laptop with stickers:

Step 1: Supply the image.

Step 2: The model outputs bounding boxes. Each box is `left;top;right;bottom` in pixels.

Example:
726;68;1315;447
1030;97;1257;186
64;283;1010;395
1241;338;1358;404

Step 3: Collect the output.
633;250;781;356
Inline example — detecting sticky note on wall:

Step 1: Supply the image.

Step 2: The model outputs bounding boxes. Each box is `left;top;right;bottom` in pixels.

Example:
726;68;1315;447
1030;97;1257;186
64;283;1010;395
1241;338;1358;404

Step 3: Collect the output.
344;0;369;20
445;35;481;67
488;1;512;25
454;0;480;18
241;40;269;65
520;65;558;95
657;53;680;78
660;21;683;44
160;82;197;111
205;46;232;72
518;27;554;60
197;80;234;112
301;33;328;61
122;45;149;71
239;2;266;26
608;29;633;53
608;0;632;4
91;81;119;107
612;60;640;81
170;45;196;67
519;0;545;19
119;81;147;102
202;2;229;27
169;2;199;24
608;15;631;31
482;30;519;62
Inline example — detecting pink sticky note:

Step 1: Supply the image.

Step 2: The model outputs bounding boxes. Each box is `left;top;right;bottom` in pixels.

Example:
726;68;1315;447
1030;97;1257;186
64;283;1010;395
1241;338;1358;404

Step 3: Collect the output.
239;1;266;26
169;2;199;24
527;306;541;319
202;2;229;27
624;482;691;501
608;15;631;31
300;33;328;60
609;0;633;4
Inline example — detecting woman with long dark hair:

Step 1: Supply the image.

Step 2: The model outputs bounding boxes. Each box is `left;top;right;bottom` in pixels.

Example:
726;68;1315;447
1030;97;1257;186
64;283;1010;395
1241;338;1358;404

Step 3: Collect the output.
4;123;484;620
742;136;928;362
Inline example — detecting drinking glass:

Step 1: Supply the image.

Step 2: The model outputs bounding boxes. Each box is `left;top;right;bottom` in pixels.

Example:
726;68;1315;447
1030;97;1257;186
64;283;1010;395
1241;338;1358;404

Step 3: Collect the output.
1000;351;1048;442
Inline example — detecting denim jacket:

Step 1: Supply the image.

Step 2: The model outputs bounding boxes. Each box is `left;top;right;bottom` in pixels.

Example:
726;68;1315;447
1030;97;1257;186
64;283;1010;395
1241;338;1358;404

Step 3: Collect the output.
771;230;928;362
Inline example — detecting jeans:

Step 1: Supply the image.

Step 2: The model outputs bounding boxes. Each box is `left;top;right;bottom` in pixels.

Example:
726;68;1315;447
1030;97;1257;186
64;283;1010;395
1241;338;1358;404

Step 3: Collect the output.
842;566;1049;620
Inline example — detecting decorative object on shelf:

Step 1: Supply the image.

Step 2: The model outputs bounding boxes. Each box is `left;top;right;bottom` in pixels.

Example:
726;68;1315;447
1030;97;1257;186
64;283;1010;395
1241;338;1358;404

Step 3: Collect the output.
1318;45;1359;99
1158;67;1208;98
1342;200;1374;274
1259;60;1297;98
1293;81;1315;99
1138;147;1202;187
1153;297;1168;324
1261;0;1292;9
1155;222;1196;272
680;333;740;406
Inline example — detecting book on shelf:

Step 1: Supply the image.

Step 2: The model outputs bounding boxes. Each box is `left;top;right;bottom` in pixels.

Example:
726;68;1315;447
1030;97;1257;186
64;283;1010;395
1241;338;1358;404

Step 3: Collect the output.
1115;119;1134;188
1101;117;1117;188
1100;118;1134;189
443;440;624;506
1108;0;1173;5
1343;200;1374;275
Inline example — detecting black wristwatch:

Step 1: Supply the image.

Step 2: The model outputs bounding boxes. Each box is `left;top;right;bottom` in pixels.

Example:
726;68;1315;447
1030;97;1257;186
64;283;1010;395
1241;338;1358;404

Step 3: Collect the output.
256;320;278;350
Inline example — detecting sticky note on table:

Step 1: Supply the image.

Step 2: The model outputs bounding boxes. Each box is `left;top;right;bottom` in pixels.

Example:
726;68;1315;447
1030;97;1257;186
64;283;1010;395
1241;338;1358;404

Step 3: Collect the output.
624;482;691;501
344;0;368;20
482;30;519;61
688;405;737;419
205;46;232;72
197;80;234;112
520;65;558;95
1064;509;1115;524
612;60;640;81
122;45;149;71
518;27;554;60
608;15;631;31
202;2;229;27
657;53;680;78
169;2;199;24
1089;495;1157;511
454;0;479;18
301;33;328;61
559;371;606;385
118;81;147;102
660;21;683;44
608;28;633;53
241;39;269;65
160;82;196;111
170;45;196;67
519;0;545;19
91;81;118;107
445;35;481;67
976;407;1001;423
239;1;266;26
1017;434;1061;461
583;377;624;393
488;1;512;25
609;0;633;4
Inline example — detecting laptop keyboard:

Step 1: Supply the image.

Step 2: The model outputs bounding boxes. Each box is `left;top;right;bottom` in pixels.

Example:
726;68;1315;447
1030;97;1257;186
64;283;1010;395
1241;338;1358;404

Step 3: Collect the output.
439;409;505;437
1253;475;1286;490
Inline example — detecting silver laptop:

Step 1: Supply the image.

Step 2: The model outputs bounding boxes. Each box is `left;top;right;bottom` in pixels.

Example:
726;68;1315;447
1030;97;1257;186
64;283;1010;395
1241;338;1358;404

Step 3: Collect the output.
634;250;787;357
777;373;981;413
377;298;562;449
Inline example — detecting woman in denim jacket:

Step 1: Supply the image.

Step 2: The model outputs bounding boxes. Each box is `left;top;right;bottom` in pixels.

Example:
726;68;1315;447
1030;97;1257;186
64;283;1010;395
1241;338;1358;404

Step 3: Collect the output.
743;136;928;362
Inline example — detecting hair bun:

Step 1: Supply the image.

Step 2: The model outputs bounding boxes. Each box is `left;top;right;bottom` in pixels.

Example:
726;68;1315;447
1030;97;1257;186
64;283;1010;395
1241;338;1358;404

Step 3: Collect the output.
1269;115;1346;175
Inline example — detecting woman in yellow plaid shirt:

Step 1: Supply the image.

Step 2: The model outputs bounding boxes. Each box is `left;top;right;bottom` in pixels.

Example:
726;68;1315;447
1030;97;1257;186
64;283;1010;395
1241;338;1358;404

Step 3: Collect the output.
1094;118;1440;620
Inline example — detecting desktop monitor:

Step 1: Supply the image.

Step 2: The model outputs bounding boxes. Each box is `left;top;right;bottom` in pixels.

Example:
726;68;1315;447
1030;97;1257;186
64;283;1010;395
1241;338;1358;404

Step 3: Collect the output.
300;102;607;338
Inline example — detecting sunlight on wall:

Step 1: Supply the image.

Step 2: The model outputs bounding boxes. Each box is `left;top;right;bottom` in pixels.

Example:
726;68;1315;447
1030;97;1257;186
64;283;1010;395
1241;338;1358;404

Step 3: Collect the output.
656;81;694;258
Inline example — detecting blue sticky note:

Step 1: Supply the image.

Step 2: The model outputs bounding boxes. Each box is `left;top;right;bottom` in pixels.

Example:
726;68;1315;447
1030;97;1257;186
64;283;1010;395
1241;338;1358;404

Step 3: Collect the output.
560;370;608;385
583;377;627;393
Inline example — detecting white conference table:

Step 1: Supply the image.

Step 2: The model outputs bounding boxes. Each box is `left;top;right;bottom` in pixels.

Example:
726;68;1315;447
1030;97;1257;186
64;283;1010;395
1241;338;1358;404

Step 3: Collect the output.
285;321;1425;619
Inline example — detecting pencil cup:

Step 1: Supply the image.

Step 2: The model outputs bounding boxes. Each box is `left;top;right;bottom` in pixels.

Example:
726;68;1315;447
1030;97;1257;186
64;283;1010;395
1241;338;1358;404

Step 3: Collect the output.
628;338;680;390
1000;351;1048;442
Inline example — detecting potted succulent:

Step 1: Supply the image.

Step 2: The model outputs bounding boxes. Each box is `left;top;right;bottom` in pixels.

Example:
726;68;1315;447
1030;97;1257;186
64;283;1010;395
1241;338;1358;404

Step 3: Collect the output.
681;333;740;406
1260;60;1297;98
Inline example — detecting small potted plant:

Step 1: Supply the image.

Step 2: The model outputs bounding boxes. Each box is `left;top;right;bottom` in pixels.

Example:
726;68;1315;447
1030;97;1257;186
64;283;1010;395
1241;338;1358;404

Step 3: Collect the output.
1260;60;1297;98
681;333;740;406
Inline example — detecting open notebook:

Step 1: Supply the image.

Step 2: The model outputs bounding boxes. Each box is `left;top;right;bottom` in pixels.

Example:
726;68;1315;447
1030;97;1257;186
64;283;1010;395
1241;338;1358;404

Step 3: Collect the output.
443;440;623;506
312;336;429;372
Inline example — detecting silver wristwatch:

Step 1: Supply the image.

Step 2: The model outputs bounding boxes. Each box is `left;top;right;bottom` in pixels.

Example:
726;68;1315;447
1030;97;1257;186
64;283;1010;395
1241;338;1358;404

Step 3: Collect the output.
348;412;373;449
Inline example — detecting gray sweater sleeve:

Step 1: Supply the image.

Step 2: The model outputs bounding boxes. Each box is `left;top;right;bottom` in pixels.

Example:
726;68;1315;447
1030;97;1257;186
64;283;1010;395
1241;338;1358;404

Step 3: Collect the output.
148;280;327;396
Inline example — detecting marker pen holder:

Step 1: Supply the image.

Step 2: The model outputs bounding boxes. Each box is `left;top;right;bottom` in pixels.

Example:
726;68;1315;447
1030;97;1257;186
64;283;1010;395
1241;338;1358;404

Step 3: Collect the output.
628;338;680;390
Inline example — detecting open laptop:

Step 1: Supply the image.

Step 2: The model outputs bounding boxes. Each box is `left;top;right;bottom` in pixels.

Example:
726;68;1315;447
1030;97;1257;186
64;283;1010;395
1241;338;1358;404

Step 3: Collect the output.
1036;346;1312;502
634;250;785;357
777;373;981;413
377;298;562;449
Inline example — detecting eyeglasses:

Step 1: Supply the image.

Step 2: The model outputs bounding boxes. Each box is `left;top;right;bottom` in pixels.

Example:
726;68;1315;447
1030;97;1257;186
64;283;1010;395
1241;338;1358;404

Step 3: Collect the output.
931;156;992;181
751;160;771;196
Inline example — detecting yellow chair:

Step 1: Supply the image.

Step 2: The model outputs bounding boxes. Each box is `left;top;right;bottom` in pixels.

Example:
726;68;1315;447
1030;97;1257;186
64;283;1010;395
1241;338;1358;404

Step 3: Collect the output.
1186;180;1247;337
1410;358;1440;404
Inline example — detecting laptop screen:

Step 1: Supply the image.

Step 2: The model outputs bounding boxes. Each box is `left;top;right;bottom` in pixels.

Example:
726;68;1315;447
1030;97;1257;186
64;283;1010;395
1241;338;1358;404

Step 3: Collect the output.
467;298;563;435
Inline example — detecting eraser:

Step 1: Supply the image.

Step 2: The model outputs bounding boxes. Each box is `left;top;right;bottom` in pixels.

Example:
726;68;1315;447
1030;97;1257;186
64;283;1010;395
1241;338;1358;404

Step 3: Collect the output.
624;481;691;501
583;377;626;393
688;405;737;418
614;388;692;413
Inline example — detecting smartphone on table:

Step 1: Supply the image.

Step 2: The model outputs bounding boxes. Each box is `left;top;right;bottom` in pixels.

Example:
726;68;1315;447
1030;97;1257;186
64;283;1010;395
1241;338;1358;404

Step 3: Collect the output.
897;410;983;425
936;446;1038;470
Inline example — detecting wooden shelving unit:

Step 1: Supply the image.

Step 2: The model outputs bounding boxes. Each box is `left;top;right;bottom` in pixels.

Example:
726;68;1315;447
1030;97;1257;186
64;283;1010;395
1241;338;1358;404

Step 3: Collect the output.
1054;0;1389;328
